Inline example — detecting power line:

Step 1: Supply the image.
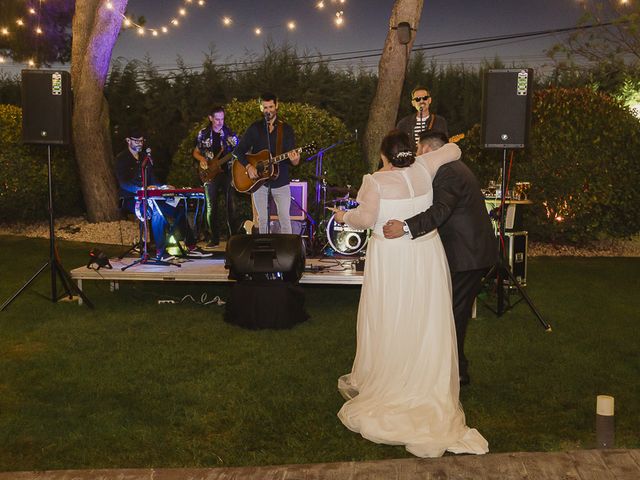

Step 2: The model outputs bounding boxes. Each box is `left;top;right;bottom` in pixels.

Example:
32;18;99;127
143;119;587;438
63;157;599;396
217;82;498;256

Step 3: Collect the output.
121;20;620;81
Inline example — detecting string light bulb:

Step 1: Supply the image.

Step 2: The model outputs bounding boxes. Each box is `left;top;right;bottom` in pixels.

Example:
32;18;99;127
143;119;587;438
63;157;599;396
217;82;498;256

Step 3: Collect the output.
287;21;296;30
255;27;262;35
16;19;24;26
1;27;9;35
179;8;187;16
105;1;114;10
28;8;36;14
35;27;43;34
137;26;145;35
317;1;325;9
223;16;232;26
28;59;35;66
123;18;132;27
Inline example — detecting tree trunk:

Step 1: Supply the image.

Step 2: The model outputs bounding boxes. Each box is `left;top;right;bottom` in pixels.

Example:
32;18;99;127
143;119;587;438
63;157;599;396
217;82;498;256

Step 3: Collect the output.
363;0;424;171
71;0;127;222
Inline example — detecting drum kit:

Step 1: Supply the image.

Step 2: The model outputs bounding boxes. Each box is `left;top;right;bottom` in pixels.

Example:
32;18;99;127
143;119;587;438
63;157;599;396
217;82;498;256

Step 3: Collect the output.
314;182;370;257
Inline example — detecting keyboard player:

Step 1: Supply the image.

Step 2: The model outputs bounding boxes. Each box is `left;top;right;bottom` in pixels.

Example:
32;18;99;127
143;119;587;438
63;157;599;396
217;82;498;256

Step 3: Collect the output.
115;131;211;260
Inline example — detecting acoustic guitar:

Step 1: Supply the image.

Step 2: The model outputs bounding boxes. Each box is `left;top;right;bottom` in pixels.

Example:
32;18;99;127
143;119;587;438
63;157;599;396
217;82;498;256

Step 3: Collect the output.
197;136;237;183
232;143;316;193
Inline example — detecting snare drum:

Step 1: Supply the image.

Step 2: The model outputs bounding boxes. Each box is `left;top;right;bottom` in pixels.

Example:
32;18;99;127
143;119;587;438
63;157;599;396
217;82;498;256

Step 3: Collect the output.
327;203;370;256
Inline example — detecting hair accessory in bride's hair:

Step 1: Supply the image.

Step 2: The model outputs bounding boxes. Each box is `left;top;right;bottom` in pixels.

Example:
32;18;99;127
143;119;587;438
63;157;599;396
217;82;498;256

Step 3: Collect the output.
395;151;412;159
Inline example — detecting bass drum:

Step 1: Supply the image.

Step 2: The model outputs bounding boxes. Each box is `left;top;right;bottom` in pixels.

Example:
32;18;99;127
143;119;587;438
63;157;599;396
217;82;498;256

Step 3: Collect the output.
327;211;370;256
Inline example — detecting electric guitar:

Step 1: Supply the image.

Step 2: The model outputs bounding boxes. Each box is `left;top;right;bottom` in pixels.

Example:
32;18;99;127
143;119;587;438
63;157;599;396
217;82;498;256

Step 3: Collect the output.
231;143;316;193
197;136;237;183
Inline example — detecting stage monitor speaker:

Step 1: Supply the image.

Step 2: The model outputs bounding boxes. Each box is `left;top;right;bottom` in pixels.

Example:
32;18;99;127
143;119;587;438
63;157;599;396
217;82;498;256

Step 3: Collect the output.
21;69;72;145
225;233;305;283
269;180;307;221
481;68;533;149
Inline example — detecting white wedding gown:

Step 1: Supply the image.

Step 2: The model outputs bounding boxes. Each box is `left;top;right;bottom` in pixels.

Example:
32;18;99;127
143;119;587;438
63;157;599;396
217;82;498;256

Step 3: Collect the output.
338;144;488;458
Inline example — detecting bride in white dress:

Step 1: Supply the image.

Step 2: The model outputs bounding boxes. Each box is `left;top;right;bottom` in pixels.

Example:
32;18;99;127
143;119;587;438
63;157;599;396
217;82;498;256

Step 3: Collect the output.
332;130;488;458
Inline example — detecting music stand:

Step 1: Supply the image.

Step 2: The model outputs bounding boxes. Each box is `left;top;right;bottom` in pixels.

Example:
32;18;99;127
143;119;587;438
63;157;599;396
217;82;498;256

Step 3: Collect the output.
121;155;177;271
1;145;93;310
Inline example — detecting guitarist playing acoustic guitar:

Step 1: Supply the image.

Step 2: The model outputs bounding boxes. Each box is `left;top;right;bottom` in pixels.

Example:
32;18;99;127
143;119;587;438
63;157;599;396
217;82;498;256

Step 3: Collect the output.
193;106;240;248
232;93;301;235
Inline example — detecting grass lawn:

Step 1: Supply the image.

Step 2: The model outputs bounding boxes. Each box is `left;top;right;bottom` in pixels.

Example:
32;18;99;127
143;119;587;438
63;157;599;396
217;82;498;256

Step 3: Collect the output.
0;235;638;471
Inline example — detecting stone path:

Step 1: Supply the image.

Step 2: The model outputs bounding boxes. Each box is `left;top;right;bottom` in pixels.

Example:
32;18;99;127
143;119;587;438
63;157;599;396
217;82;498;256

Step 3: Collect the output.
1;449;639;479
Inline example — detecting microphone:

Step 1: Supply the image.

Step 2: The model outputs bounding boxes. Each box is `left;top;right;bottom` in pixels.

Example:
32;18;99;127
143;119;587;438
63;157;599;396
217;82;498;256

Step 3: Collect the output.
142;147;153;166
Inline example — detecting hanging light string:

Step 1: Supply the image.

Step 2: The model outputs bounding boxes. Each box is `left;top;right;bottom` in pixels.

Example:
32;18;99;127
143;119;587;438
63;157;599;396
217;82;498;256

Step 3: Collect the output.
1;0;348;42
105;0;207;37
315;0;347;26
0;0;350;65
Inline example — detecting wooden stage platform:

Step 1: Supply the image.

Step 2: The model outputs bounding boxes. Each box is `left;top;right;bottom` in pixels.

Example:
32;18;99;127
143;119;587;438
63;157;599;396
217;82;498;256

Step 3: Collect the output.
70;254;363;302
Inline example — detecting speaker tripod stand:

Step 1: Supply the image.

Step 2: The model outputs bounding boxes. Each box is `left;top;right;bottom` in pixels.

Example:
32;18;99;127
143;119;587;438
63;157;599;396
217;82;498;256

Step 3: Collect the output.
483;149;550;331
1;145;93;311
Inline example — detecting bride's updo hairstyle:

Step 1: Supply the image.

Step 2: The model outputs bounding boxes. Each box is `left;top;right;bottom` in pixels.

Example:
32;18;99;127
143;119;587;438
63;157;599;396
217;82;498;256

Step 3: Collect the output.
380;129;415;168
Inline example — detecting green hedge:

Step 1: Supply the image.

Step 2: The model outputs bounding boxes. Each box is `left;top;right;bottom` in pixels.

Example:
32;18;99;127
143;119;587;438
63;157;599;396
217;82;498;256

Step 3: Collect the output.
169;99;367;222
462;87;640;244
0;104;84;222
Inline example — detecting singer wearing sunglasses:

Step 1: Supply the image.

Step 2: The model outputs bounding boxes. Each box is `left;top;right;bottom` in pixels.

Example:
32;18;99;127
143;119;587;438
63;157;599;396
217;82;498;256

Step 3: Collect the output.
396;86;448;153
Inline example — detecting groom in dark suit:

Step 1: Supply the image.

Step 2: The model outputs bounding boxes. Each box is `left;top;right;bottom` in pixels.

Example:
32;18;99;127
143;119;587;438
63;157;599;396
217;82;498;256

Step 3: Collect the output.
383;131;497;385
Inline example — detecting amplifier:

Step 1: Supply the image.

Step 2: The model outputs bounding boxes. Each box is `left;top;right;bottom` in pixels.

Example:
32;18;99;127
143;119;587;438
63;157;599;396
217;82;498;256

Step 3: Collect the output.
505;231;528;286
269;180;307;221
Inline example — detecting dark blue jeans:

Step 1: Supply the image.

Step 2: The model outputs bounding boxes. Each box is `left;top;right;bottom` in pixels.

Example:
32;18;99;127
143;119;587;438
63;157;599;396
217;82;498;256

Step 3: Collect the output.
124;197;195;255
204;171;240;243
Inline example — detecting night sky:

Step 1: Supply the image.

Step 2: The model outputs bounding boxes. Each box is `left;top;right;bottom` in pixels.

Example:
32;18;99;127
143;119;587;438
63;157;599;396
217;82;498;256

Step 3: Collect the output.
0;0;589;74
110;0;587;73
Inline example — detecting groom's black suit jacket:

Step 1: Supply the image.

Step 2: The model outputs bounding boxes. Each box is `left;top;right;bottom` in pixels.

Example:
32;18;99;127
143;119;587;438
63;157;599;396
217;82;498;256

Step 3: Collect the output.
405;160;497;273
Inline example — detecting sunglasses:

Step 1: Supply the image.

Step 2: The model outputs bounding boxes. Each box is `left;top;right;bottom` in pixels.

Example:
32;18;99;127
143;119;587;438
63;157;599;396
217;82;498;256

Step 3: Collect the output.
413;95;430;102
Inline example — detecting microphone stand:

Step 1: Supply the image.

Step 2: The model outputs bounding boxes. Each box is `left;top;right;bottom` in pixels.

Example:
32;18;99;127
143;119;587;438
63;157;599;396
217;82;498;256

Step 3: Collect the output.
264;114;273;235
305;139;347;255
418;106;424;146
290;194;316;254
122;150;176;270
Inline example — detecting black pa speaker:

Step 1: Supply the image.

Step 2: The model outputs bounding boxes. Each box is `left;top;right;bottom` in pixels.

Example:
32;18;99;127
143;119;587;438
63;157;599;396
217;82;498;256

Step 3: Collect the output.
225;234;305;283
21;69;72;145
481;69;533;149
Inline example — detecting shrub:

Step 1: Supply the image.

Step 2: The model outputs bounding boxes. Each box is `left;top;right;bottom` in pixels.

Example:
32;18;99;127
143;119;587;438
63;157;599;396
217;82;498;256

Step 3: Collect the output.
462;87;640;244
0;104;84;222
169;99;367;223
